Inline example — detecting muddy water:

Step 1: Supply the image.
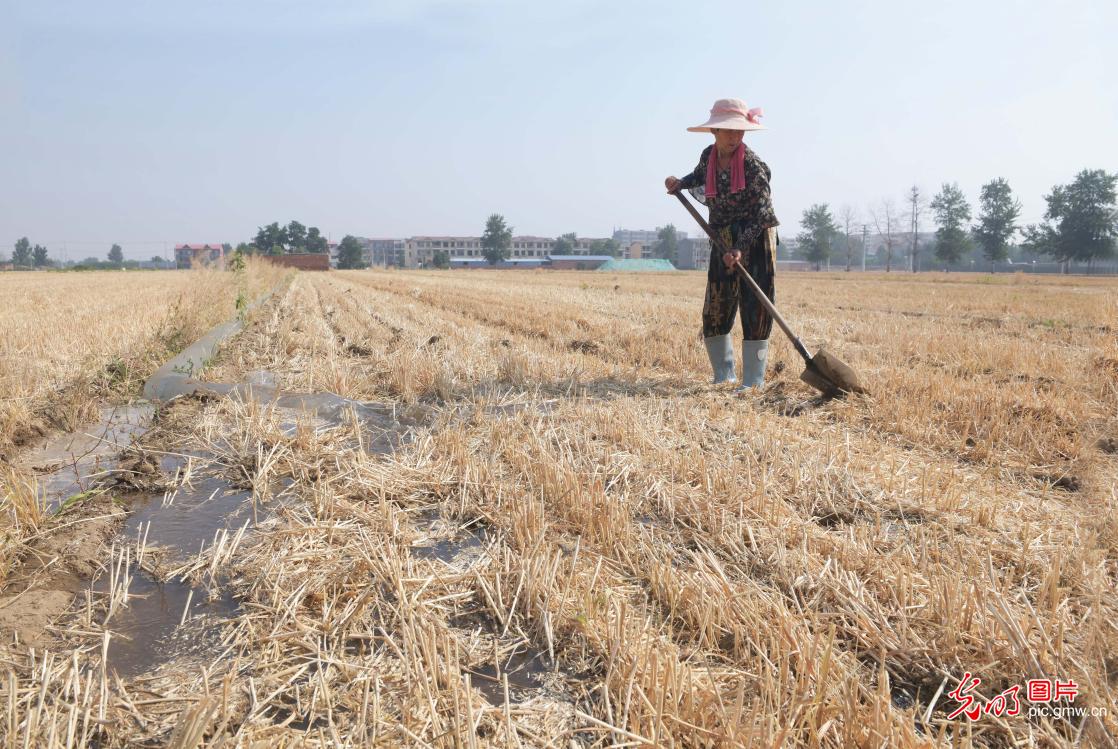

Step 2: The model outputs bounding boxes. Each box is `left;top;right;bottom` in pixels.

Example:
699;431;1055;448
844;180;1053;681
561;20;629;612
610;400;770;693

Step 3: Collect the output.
95;462;305;675
468;645;574;706
161;381;426;455
411;516;490;565
23;381;421;677
22;404;153;511
93;573;239;677
408;517;577;706
126;474;257;557
95;467;261;675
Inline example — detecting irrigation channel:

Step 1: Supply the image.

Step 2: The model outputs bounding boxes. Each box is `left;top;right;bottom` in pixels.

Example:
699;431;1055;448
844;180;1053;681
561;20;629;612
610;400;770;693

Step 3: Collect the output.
8;306;569;716
18;388;423;675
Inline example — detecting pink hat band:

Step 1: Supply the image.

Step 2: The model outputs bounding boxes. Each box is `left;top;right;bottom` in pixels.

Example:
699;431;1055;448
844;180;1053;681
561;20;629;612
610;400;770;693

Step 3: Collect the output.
712;106;763;124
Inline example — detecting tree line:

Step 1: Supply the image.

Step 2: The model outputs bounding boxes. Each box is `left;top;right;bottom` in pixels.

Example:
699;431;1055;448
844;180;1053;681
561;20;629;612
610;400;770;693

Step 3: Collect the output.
245;221;329;255
3;239;174;270
794;169;1118;271
235;220;366;270
5;237;53;268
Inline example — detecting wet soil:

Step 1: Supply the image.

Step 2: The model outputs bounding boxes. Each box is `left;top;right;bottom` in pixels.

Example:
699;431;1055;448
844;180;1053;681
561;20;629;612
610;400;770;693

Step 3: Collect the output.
468;645;571;705
0;492;124;651
2;370;430;679
411;514;491;566
20;403;152;512
93;572;239;677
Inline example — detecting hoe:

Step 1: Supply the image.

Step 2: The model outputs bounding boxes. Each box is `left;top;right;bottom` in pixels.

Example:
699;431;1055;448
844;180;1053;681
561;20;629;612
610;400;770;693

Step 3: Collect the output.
674;191;867;397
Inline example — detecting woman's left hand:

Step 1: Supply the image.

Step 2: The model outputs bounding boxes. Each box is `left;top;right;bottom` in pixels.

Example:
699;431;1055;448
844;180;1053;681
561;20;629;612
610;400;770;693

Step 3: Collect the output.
723;250;742;270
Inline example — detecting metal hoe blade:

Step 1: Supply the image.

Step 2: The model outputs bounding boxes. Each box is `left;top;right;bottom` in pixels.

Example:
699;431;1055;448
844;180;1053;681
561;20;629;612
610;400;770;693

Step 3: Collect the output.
801;348;867;397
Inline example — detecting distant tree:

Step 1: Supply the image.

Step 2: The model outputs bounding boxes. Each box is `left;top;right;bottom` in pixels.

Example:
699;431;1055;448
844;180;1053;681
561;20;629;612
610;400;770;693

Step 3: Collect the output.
796;204;839;270
150;255;165;264
286;221;307;251
234;242;254;256
839;205;858;271
221;243;232;253
870;199;902;272
253;225;269;252
306;227;328;253
32;244;50;267
12;237;32;267
108;244;124;264
254;222;287;254
972;178;1021;270
653;224;678;260
432;250;451;269
590;238;622;257
336;235;366;269
1023;169;1117;270
553;232;578;254
907;186;926;272
481;214;512;265
930;183;972;269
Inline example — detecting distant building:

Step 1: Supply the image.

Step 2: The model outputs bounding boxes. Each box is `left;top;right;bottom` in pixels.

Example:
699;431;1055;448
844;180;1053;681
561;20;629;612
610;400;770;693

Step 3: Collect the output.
359;238;406;267
614;228;695;265
676;237;710;270
548;254;613;270
319;231;702;270
449;258;488;269
448;257;547;269
174;244;225;269
613;227;688;245
138;258;174;270
404;235;610;268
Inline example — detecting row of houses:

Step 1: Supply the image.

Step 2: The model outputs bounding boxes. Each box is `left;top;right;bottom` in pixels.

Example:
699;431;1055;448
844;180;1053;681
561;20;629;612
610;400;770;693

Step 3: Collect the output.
174;243;225;268
354;230;711;270
172;229;713;271
442;255;680;271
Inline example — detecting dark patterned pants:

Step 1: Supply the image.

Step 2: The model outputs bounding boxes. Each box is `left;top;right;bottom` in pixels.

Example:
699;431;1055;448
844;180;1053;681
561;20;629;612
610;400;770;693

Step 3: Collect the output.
702;226;776;341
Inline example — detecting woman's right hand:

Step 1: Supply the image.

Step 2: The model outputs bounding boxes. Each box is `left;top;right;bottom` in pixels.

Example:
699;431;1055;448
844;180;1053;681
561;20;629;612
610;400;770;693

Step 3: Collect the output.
664;176;681;194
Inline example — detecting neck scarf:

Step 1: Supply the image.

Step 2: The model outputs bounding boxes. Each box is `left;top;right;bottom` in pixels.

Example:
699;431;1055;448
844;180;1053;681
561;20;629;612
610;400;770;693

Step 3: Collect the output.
705;143;746;198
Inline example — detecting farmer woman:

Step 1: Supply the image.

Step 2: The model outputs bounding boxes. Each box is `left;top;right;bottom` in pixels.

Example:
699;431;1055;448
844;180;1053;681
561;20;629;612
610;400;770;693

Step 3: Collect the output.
665;98;779;389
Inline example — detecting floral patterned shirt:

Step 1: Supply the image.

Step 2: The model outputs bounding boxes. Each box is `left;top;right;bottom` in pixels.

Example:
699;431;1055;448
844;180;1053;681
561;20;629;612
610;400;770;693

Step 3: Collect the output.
677;144;779;247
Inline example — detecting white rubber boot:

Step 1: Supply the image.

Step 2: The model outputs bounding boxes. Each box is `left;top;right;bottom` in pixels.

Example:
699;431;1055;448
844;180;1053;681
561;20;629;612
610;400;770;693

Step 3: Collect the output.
703;334;737;384
738;339;768;390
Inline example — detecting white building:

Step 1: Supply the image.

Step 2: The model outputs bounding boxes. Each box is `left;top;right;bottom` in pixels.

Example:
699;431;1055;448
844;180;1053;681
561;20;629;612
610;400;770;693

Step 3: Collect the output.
613;227;688;246
404;235;611;268
358;238;406;267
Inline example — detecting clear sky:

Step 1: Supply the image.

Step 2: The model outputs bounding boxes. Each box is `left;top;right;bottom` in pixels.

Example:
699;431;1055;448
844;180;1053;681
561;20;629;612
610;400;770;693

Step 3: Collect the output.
2;0;1115;261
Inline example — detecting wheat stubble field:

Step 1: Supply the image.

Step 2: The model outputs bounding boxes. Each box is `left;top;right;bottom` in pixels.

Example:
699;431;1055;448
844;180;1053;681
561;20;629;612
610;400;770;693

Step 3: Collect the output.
2;268;1117;747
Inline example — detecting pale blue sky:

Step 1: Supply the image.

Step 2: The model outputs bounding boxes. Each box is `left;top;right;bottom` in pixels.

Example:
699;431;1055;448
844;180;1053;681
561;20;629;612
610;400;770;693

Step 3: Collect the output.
2;0;1115;260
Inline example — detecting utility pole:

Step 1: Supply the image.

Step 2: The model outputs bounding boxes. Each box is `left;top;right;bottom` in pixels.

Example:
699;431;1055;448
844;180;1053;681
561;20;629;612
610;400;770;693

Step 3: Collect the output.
909;186;921;273
861;225;868;272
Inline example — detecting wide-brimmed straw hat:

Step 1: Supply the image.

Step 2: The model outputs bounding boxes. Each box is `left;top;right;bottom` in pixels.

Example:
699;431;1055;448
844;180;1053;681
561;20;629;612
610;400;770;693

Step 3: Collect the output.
687;98;765;132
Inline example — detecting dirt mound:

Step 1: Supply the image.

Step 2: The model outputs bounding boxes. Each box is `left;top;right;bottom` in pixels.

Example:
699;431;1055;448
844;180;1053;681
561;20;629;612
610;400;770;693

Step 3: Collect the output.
0;493;124;651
